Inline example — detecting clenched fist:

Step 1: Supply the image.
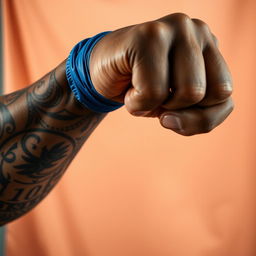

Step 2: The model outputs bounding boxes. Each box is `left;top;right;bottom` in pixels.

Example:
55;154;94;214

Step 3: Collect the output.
0;13;234;225
89;13;233;136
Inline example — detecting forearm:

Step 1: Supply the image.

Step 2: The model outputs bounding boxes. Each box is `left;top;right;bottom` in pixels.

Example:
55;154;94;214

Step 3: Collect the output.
0;60;106;225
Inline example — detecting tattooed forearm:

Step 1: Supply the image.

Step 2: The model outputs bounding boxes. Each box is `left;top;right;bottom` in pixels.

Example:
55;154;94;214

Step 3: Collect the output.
0;61;106;225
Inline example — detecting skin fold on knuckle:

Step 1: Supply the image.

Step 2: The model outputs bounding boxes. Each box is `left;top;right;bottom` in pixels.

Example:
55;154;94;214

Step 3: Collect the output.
171;13;192;24
142;90;167;107
135;21;167;42
157;13;191;27
219;82;233;97
191;18;213;49
157;13;194;41
128;89;167;114
177;86;206;105
192;18;210;31
211;83;233;103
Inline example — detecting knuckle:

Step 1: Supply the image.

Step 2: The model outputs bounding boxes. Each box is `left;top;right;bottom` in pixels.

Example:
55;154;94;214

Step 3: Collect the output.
158;13;192;25
192;19;212;46
177;86;205;104
172;13;191;23
214;82;233;100
192;18;210;31
144;88;167;102
133;89;167;111
158;13;191;23
211;33;219;46
136;21;166;39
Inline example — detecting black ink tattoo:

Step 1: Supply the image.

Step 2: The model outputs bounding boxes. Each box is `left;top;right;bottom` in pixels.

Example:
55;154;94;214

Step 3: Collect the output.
0;64;105;225
0;103;16;139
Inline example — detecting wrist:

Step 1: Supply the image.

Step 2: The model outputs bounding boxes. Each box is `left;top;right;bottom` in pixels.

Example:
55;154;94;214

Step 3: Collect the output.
65;32;124;113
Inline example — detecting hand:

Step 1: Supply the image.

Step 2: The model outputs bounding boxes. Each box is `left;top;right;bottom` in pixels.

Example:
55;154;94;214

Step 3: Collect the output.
89;13;233;136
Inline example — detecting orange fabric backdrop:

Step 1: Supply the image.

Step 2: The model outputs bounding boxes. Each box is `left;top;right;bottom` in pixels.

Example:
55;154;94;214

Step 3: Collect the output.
3;0;256;255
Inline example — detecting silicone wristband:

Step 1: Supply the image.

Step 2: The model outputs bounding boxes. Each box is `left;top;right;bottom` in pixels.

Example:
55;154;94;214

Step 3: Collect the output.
66;31;124;113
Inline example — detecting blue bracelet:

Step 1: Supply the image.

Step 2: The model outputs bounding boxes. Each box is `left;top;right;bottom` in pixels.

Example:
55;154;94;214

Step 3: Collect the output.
66;31;124;113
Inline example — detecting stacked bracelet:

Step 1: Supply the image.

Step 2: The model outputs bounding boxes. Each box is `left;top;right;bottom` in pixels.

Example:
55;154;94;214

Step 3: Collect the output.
66;31;124;113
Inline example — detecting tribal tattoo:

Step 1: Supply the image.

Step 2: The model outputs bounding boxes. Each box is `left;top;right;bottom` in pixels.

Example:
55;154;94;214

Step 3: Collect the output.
0;61;106;225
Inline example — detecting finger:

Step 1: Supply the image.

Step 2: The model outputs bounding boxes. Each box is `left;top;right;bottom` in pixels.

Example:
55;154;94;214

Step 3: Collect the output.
124;22;170;115
162;39;206;110
198;43;233;107
211;33;219;48
159;97;234;136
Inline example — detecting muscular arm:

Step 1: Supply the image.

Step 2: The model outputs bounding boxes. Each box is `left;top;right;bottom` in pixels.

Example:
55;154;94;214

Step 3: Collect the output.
0;13;234;226
0;61;105;225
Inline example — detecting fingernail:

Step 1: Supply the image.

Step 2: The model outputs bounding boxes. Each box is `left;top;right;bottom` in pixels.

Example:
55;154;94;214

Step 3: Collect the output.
162;115;182;130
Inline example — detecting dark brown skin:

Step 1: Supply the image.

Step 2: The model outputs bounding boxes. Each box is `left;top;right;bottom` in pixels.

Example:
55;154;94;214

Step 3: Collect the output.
90;13;233;135
0;13;233;225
